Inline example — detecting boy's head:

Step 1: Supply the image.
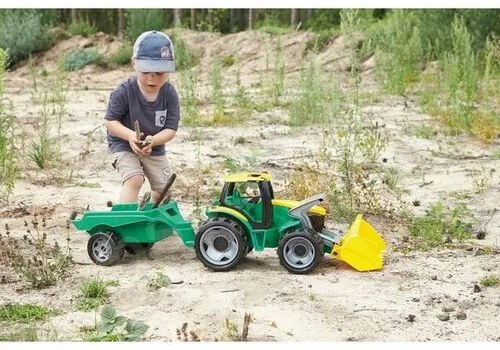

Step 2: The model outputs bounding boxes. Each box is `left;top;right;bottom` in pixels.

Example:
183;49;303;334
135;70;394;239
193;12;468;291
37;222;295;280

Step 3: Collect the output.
132;30;175;73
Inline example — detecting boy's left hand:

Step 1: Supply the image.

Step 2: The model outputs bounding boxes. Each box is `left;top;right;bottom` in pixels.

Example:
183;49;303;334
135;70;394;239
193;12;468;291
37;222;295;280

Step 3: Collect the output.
140;135;155;155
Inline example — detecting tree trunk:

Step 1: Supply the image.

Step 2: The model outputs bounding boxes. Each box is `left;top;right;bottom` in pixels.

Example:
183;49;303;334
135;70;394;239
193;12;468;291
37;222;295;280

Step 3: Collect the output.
174;9;182;27
230;8;235;32
117;9;124;38
291;9;299;28
248;9;255;30
71;9;77;24
190;9;196;30
207;9;213;30
307;9;314;21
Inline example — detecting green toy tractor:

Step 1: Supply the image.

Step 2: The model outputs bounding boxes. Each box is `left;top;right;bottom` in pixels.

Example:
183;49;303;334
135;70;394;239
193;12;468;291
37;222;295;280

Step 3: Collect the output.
194;172;386;274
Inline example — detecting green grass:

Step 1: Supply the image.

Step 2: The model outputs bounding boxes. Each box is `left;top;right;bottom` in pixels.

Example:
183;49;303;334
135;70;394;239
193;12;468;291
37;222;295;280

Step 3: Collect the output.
74;276;113;311
0;304;52;323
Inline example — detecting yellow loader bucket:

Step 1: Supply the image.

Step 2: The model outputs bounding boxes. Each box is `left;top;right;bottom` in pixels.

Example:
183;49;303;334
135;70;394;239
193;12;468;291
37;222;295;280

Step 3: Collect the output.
331;214;386;271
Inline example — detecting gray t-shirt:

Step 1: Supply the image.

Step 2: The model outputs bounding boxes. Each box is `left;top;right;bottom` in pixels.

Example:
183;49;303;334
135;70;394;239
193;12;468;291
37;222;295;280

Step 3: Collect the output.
104;76;180;156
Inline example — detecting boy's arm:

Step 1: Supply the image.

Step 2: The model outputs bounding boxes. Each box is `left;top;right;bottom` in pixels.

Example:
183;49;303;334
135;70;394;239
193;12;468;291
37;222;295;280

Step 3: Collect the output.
105;120;144;155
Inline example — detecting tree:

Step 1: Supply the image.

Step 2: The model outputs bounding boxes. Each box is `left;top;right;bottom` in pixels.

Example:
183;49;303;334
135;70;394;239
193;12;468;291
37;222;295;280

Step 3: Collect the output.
291;9;299;28
118;9;124;38
71;9;77;24
190;8;196;30
248;9;255;30
174;9;182;27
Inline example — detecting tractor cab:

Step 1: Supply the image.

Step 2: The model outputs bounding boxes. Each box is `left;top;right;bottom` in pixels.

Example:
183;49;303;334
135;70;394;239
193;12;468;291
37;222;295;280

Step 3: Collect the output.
218;172;275;230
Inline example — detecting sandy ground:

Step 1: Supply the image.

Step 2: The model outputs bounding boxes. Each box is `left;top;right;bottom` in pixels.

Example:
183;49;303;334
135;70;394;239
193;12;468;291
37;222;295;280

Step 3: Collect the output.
0;30;499;342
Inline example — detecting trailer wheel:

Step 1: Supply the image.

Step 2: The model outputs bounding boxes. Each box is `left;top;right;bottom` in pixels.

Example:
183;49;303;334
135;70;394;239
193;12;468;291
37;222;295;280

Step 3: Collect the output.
277;230;323;274
87;232;125;266
195;218;247;271
124;243;154;255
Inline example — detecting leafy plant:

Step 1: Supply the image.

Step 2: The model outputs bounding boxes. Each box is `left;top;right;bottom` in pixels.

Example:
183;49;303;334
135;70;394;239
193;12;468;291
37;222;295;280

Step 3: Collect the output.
141;266;171;292
86;305;149;342
221;313;252;341
0;304;52;323
61;48;102;71
410;202;475;246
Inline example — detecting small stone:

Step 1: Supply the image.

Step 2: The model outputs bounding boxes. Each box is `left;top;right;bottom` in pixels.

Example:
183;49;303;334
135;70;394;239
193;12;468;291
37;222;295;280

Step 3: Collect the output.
431;275;438;281
456;311;467;320
447;274;453;278
406;314;416;322
402;236;409;242
412;200;421;207
437;313;450;321
473;284;481;293
476;230;486;240
382;158;388;163
411;297;420;302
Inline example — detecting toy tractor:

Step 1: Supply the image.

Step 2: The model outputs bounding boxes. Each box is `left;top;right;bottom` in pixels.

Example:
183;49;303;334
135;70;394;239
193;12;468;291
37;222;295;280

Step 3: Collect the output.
72;174;196;266
194;172;386;274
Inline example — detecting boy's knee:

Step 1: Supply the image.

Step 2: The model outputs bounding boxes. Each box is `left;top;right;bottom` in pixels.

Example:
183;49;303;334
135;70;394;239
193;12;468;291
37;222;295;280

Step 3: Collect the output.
124;175;144;189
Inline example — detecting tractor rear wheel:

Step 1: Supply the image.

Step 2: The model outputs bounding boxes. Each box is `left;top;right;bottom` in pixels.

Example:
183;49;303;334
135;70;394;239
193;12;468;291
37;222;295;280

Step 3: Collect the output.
195;217;248;271
277;230;323;274
87;232;125;266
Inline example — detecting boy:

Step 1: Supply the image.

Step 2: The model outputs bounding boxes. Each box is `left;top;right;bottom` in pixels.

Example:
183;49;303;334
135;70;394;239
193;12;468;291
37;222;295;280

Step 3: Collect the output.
104;30;180;203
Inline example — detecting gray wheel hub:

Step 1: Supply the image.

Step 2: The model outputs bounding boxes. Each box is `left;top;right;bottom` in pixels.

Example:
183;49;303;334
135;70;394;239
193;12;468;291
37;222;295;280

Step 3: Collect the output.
283;236;315;268
91;236;112;262
200;226;239;266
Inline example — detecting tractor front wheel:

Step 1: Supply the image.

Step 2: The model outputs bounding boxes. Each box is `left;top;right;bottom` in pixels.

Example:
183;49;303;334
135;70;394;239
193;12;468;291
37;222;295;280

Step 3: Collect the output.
195;218;248;272
277;230;323;274
87;232;125;266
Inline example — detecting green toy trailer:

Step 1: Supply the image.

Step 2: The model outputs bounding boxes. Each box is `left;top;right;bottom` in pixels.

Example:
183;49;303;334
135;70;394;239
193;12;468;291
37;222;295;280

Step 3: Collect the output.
72;174;195;266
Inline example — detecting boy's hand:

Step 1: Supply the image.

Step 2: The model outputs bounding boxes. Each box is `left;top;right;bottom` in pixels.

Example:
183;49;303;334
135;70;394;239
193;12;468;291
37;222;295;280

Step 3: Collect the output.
128;133;144;156
140;135;155;155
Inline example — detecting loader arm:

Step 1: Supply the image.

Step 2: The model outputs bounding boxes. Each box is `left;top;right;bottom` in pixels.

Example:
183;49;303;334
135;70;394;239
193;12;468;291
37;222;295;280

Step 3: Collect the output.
288;193;326;229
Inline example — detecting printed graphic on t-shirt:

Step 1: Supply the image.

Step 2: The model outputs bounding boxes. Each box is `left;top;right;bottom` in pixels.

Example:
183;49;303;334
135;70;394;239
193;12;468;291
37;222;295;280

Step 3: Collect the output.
155;109;167;127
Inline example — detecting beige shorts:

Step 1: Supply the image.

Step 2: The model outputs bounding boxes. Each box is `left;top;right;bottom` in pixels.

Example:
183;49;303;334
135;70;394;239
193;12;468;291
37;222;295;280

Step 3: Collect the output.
112;151;172;192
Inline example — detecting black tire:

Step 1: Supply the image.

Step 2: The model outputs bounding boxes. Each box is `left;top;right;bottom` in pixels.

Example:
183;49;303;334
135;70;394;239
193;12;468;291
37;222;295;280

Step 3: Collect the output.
124;243;154;255
195;217;248;272
277;230;323;274
87;232;125;266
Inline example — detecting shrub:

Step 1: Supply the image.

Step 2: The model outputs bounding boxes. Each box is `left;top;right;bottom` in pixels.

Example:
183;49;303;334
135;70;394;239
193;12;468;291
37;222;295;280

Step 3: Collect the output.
67;20;97;38
0;304;52;323
0;11;51;67
75;276;113;311
110;43;132;66
61;48;102;71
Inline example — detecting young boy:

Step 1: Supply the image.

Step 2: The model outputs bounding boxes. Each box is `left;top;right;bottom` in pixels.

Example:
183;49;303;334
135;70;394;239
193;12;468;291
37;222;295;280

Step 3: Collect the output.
104;30;179;204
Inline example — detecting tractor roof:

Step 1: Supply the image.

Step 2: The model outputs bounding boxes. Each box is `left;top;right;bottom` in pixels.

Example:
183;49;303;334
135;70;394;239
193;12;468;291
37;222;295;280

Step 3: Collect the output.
224;172;272;183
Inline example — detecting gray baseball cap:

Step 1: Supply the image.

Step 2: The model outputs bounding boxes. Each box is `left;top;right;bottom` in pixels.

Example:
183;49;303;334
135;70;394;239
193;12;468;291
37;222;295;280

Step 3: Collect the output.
132;30;175;73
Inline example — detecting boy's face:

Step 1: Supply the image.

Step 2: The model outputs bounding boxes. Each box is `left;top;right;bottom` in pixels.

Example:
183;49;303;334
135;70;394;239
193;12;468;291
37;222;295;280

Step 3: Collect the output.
132;59;168;94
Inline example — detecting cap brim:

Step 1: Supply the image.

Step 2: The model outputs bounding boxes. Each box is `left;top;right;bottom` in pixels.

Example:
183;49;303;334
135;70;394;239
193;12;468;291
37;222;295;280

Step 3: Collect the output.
135;59;175;73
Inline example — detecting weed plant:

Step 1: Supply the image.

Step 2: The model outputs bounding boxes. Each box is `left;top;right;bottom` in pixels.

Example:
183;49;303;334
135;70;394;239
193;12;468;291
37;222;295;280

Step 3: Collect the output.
179;68;200;126
210;57;224;120
1;216;73;289
409;202;475;247
0;49;19;200
141;266;171;291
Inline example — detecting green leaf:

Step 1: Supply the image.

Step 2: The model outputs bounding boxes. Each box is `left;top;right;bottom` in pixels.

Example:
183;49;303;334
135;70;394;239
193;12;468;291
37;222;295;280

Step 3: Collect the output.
100;305;116;323
125;320;149;336
114;316;127;327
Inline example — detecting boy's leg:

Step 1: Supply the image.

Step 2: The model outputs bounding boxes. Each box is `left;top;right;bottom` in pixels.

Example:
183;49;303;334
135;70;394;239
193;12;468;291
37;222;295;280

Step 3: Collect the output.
142;155;172;203
113;151;145;203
